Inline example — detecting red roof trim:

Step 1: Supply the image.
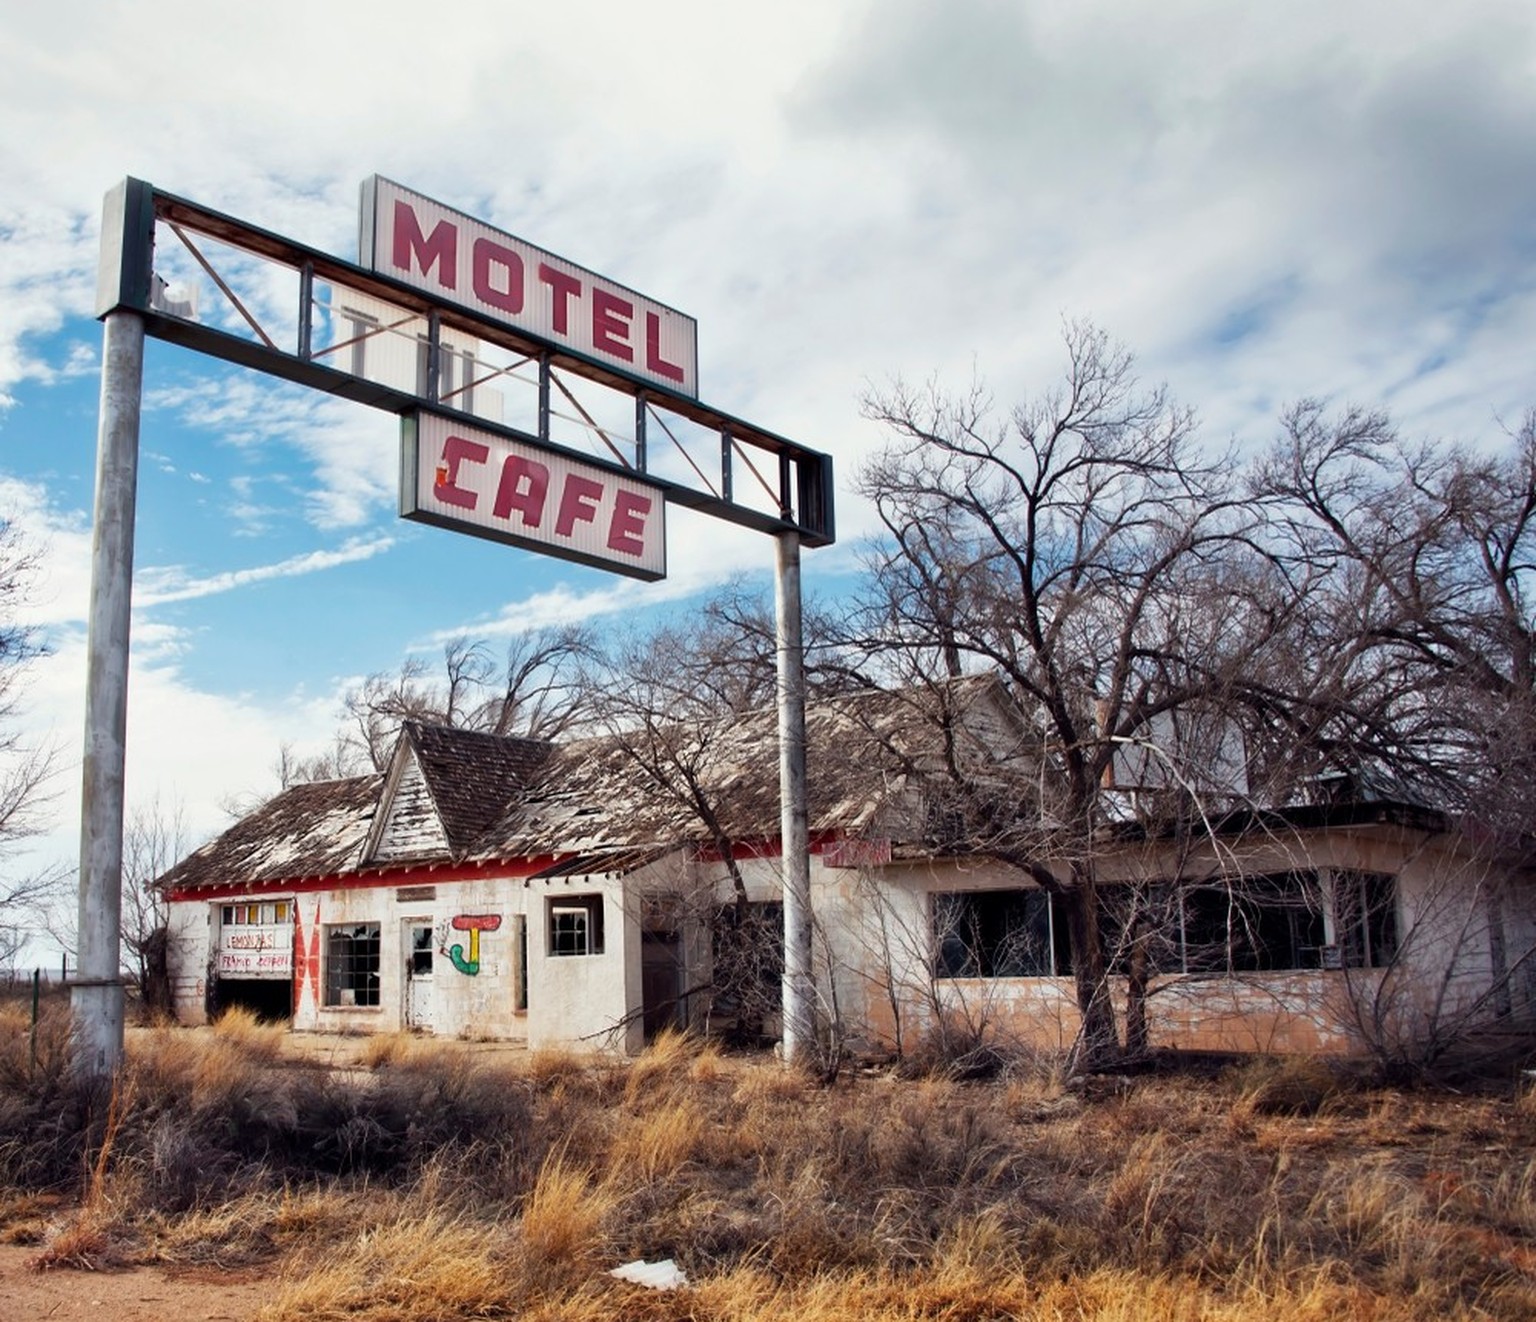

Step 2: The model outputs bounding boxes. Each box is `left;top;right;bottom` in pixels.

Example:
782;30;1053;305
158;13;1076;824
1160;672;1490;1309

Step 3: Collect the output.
167;834;856;904
166;854;563;903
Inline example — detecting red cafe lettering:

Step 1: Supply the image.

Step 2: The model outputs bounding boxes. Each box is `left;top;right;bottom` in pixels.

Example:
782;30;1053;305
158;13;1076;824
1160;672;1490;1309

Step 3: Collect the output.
402;413;667;581
362;178;699;397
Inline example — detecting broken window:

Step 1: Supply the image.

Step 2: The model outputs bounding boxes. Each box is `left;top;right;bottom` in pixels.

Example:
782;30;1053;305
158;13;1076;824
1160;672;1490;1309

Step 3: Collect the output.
1332;870;1398;969
1181;873;1327;972
932;889;1064;978
408;924;434;977
548;894;604;957
324;922;381;1007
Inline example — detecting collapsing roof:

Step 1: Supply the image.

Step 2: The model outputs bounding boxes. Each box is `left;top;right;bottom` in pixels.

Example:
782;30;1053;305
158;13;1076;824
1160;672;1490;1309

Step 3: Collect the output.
157;774;383;892
158;677;1018;895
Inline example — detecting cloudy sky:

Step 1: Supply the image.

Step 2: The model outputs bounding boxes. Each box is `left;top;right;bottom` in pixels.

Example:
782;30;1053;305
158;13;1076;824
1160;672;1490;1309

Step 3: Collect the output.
3;0;1534;950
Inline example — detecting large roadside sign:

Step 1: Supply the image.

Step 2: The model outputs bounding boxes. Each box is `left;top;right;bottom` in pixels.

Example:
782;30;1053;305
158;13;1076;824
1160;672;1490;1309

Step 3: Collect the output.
360;177;698;398
401;410;666;580
95;177;833;550
82;175;833;1074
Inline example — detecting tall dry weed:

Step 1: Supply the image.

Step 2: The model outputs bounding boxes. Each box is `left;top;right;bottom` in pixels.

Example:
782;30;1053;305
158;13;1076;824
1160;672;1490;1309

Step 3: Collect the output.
0;998;71;1088
259;1209;516;1322
9;1021;1536;1320
609;1097;709;1183
357;1028;415;1069
141;1184;378;1268
209;1004;288;1063
519;1153;618;1274
731;1058;808;1107
761;1162;874;1275
1304;1158;1470;1299
1228;1055;1342;1124
623;1027;701;1105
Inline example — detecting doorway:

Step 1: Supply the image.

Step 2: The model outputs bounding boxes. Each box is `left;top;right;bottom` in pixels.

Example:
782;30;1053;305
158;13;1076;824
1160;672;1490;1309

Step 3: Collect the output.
404;920;435;1031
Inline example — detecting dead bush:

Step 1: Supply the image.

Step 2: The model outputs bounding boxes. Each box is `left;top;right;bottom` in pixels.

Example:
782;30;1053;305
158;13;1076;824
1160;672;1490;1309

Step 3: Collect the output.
1228;1055;1344;1121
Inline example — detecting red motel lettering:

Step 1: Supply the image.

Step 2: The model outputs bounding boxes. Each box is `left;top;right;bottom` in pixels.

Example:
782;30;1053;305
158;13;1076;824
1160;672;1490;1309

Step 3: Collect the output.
380;190;690;391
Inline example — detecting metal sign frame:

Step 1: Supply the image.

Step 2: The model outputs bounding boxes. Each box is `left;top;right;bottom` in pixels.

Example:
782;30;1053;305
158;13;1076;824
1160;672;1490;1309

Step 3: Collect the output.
96;178;833;547
77;176;829;1077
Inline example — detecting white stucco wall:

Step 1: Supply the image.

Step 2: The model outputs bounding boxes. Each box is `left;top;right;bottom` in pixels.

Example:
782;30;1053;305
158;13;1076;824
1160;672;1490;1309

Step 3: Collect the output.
524;874;642;1054
169;868;649;1053
165;820;1530;1061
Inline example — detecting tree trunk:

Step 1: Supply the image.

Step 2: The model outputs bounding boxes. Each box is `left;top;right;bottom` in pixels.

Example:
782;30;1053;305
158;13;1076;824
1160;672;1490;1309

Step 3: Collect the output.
1124;914;1150;1061
1061;874;1121;1070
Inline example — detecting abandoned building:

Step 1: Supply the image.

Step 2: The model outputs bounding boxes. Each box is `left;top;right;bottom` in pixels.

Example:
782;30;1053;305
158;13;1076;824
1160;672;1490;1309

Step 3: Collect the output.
159;679;1536;1059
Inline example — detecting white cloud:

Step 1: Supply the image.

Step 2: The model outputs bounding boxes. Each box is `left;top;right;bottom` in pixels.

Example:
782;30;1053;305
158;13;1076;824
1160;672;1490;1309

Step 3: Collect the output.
146;376;398;530
134;536;396;608
8;623;351;932
0;476;95;630
3;0;1536;962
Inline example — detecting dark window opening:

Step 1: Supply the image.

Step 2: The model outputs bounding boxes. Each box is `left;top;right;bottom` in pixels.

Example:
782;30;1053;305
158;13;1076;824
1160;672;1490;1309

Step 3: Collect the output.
711;900;784;1017
1181;873;1326;972
515;915;529;1009
211;977;292;1022
548;894;605;957
325;923;381;1007
408;924;434;977
1101;884;1183;976
933;889;1060;978
1333;870;1398;969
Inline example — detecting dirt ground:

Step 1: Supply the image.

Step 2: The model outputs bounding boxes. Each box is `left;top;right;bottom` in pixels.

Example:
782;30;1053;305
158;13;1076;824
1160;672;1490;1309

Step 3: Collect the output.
0;1242;272;1320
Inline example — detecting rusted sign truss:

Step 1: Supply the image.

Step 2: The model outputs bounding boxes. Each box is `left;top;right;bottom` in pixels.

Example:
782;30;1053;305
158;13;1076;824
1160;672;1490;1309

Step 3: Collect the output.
99;179;834;545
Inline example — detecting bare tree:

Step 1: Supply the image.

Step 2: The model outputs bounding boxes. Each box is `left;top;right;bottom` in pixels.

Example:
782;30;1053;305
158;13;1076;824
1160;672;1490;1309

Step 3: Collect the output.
121;797;188;1019
0;517;60;969
280;627;598;784
1253;404;1536;1065
1256;402;1536;827
851;323;1297;1068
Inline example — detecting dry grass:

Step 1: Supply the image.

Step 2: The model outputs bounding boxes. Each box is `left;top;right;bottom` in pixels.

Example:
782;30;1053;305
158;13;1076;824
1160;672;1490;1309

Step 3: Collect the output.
524;1042;600;1088
3;1020;1536;1320
208;1004;288;1063
356;1028;415;1069
259;1208;518;1321
609;1098;710;1183
622;1026;701;1104
1227;1055;1344;1125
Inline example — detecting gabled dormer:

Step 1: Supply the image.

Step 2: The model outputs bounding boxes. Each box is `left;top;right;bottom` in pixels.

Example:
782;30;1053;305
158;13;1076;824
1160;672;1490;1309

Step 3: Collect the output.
361;721;555;866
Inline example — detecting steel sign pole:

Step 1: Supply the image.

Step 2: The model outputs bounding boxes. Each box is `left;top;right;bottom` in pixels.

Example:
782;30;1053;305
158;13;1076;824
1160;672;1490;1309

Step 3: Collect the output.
775;530;814;1068
74;307;144;1079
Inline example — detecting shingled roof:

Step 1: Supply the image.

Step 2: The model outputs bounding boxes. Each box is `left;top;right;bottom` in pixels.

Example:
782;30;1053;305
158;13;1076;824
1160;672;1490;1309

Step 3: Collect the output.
462;675;1021;861
403;722;554;855
159;677;1021;892
158;774;382;894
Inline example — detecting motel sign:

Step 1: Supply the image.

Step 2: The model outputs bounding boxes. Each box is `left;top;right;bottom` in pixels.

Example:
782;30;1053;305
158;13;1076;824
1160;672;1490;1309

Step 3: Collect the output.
79;175;833;1077
364;178;697;397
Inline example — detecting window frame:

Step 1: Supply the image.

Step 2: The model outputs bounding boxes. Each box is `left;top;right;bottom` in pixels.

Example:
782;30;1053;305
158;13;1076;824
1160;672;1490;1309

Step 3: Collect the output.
1179;872;1328;974
324;922;382;1007
547;894;605;957
931;888;1065;979
1330;870;1399;969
